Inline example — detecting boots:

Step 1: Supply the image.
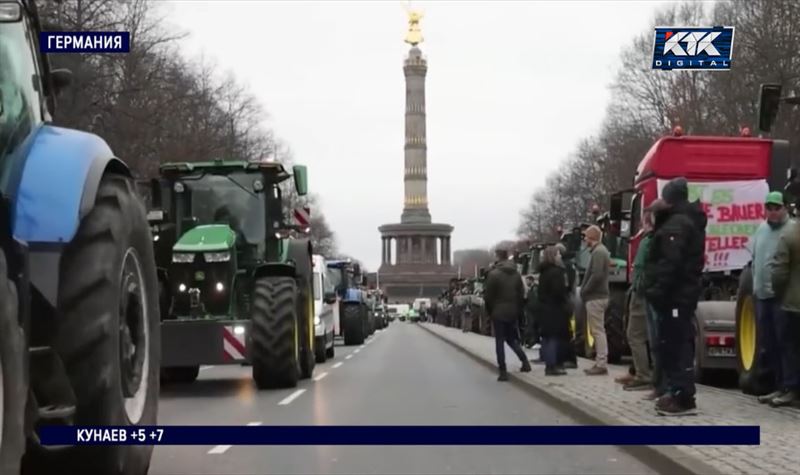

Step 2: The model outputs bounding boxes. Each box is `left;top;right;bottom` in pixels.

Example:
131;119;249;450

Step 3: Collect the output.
520;360;532;372
497;369;509;381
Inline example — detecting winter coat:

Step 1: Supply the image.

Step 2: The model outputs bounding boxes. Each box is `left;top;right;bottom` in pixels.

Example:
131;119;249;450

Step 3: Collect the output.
484;260;525;323
536;262;571;339
771;220;800;313
752;217;790;299
644;196;708;312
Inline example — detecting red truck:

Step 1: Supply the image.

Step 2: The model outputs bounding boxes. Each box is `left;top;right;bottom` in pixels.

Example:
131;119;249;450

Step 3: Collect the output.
611;126;790;384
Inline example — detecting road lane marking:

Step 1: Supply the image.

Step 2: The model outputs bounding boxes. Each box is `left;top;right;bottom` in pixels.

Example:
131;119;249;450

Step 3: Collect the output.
313;372;328;381
208;422;261;454
278;389;306;405
200;365;214;372
354;349;361;354
359;344;365;348
345;354;353;360
332;362;343;368
208;445;231;454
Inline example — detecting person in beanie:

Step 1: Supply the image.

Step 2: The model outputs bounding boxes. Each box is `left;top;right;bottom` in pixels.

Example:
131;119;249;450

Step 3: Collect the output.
751;191;792;405
769;194;800;407
580;225;611;375
484;246;532;381
637;206;665;401
644;177;707;416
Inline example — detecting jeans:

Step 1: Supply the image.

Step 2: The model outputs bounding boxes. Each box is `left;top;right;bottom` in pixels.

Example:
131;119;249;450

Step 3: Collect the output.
755;298;799;390
646;304;665;394
541;337;560;368
656;306;696;402
493;320;528;372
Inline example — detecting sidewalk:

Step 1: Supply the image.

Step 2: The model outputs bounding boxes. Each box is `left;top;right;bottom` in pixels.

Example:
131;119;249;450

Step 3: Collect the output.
420;322;800;475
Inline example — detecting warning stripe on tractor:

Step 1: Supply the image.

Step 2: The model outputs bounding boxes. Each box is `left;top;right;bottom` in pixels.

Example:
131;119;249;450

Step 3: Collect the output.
293;206;310;228
222;326;247;362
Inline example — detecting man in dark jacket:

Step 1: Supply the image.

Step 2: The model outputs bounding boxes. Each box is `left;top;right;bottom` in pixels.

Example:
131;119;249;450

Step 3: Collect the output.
644;177;707;416
484;247;532;381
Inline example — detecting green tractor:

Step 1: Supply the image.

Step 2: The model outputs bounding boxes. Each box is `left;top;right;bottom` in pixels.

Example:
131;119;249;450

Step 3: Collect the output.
146;159;316;389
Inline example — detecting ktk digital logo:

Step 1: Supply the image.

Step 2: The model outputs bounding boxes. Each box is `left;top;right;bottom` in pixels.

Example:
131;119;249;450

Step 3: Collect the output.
652;26;734;71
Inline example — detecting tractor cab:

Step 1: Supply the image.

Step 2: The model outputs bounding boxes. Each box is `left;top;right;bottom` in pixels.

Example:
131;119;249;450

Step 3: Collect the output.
148;159;309;318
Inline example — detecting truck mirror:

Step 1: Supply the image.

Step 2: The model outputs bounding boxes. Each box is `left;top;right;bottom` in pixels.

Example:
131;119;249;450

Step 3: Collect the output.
292;165;308;196
609;193;623;221
758;84;782;133
50;69;73;95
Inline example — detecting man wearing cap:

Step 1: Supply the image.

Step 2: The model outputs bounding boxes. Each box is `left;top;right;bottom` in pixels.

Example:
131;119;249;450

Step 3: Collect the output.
751;191;792;406
768;193;800;407
579;225;611;375
484;247;532;381
644;177;707;416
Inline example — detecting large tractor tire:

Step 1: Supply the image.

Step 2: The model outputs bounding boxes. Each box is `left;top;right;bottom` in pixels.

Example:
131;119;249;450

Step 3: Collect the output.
0;250;25;475
572;294;593;358
325;342;335;359
736;265;773;395
25;174;160;475
287;241;315;380
343;304;365;346
251;277;300;389
605;288;628;365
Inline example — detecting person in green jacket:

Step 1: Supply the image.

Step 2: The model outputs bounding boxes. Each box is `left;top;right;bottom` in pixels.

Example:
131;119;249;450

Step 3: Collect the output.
770;202;800;407
752;191;791;406
623;210;655;391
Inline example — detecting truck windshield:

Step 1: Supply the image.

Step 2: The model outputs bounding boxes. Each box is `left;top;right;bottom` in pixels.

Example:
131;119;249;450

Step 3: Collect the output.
0;18;42;163
182;171;266;245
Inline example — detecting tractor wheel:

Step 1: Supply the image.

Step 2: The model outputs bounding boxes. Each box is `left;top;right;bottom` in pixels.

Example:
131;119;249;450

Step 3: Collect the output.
343;304;365;345
0;250;25;475
736;265;772;395
251;277;300;389
161;366;199;384
572;297;593;358
605;289;628;365
314;336;327;363
26;174;160;475
297;278;315;380
325;341;335;359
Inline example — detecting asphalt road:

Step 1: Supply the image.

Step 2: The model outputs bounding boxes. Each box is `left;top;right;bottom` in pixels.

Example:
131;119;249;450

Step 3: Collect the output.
150;321;657;475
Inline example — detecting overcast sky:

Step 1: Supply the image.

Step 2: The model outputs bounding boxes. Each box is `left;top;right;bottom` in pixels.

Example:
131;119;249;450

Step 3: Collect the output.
165;0;671;271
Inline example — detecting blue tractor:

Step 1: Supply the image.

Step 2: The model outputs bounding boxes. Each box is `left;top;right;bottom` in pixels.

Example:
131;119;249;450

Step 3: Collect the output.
0;1;160;473
326;260;369;345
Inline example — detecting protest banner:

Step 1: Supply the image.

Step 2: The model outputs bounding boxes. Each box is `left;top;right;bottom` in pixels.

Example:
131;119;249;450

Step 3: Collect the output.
656;179;769;272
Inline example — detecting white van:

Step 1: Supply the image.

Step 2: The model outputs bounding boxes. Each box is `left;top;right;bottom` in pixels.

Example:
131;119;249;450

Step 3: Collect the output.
313;255;336;362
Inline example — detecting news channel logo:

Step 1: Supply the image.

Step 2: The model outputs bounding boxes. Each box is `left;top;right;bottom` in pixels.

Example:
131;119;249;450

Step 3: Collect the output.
652;26;734;71
40;31;130;53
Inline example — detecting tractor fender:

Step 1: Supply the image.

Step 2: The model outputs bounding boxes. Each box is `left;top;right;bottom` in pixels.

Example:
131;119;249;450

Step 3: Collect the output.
254;239;313;282
12;126;130;307
13;125;130;244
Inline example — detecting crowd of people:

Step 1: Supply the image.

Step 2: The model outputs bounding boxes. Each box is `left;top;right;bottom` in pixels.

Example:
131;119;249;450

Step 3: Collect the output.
482;177;800;416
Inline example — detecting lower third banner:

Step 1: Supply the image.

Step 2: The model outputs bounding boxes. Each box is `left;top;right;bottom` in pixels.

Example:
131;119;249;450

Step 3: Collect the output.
39;425;760;446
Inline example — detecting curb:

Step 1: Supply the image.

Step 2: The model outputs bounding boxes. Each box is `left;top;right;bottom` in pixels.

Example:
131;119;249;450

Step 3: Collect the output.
418;323;724;475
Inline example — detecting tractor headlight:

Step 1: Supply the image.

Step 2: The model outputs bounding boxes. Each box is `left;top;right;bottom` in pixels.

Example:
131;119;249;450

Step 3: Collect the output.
174;182;185;193
204;251;231;262
172;253;195;263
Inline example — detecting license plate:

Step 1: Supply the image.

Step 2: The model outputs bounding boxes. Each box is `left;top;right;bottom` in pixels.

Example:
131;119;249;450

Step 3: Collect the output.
707;346;735;357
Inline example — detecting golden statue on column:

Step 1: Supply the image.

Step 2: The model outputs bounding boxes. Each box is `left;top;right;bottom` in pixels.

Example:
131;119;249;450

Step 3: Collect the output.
404;5;424;46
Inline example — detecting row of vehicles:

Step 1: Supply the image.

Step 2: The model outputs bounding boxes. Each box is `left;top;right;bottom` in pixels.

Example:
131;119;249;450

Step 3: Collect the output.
0;1;388;472
435;84;799;395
